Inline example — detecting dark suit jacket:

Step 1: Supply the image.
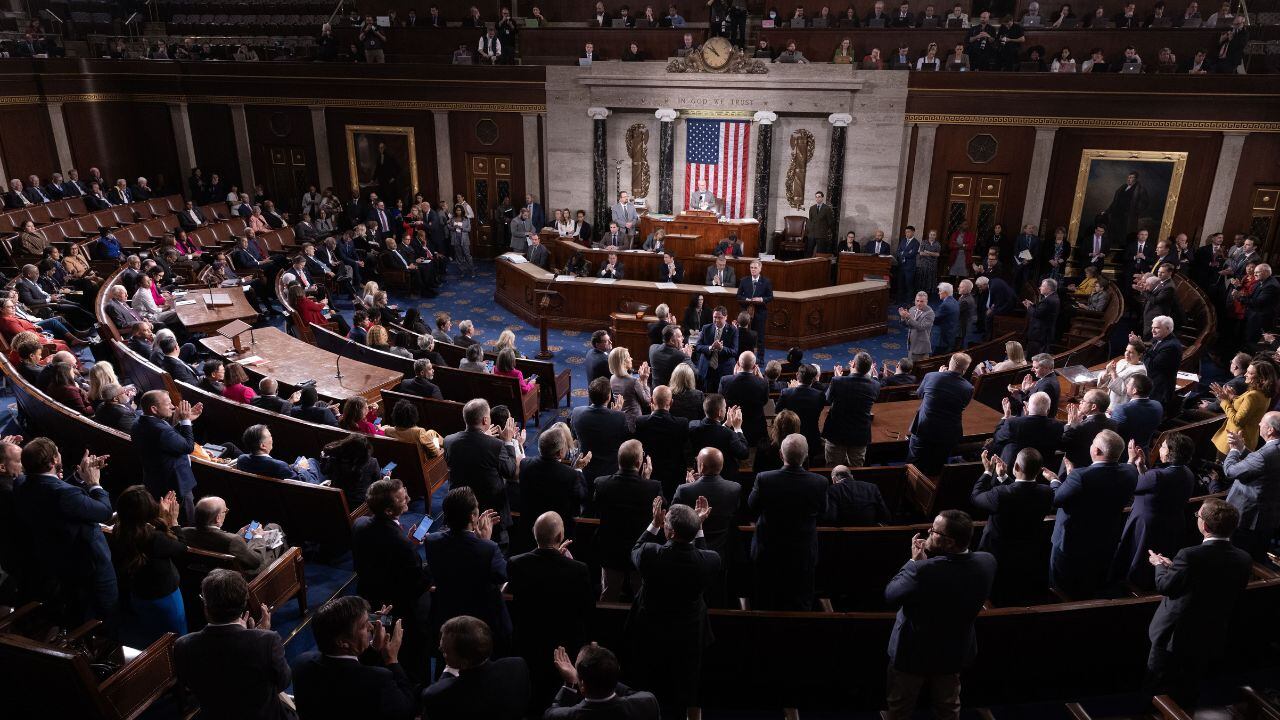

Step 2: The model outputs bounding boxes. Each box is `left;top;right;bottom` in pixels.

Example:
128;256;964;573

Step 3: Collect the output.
1060;413;1117;470
695;322;738;387
718;372;769;446
971;475;1053;590
1026;292;1060;350
884;550;997;674
351;514;430;619
162;354;201;386
910;371;973;444
423;529;510;640
1112;397;1164;450
736;275;774;320
443;429;516;543
175;624;293;720
570;404;632;486
989;414;1065;468
134;415;197;496
1052;462;1139;560
1148;539;1253;657
985;276;1016;316
250;394;294;415
585;347;610;384
545;684;661;719
292;402;339;426
507;548;593;659
13;473;114;606
776;384;827;452
673;475;742;556
688;418;750;484
292;650;416;720
647;343;691;388
748;466;829;570
1142;336;1184;412
396;376;442;399
824;478;890;526
634;410;690;499
518;456;585;535
420;657;529;720
591;470;662;569
821;374;878;446
630;529;720;641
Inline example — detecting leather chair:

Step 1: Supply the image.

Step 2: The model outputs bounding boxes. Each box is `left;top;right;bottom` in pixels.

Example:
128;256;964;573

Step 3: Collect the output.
772;215;808;257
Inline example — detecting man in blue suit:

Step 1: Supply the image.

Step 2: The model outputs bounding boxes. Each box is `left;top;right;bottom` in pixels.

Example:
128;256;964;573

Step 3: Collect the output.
522;193;544;230
423;487;511;652
895;226;919;303
820;352;878;467
1110;373;1164;450
975;274;1015;339
233;425;322;484
584;330;612;384
134;389;201;523
776;363;828;464
1222;411;1280;561
695;306;738;392
1013;224;1039;290
1022;278;1061;355
1008;352;1061;418
569;378;633;493
13;438;116;624
1047;429;1138;599
736;261;773;355
907;353;974;475
884;509;996;719
934;282;960;354
1133;316;1183;416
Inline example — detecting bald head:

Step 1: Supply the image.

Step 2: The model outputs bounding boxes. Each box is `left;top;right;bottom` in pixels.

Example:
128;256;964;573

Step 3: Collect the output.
258;377;279;396
51;351;77;368
1261;411;1280;441
533;511;565;548
194;496;227;528
652;385;672;409
696;446;724;477
739;351;757;372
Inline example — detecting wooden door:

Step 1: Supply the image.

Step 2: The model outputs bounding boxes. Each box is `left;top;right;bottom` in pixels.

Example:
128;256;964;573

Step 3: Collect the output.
266;146;310;213
465;153;515;259
943;174;1006;242
1249;185;1280;262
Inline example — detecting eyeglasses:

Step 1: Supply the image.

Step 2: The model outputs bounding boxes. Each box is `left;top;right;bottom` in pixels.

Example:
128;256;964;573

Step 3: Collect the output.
928;527;955;540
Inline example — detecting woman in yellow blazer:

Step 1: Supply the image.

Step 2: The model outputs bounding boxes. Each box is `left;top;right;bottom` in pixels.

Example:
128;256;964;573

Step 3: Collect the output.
1211;361;1277;455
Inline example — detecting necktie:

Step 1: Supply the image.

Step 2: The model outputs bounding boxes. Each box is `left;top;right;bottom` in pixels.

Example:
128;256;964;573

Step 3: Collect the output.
35;189;46;202
379;210;388;231
1094;236;1101;254
709;326;722;369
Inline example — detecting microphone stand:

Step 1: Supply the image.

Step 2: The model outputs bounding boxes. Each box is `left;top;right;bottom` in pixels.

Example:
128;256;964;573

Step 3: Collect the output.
336;337;353;380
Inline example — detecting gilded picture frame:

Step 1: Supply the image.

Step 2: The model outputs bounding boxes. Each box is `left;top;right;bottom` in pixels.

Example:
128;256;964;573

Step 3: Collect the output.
345;124;419;203
1067;149;1188;249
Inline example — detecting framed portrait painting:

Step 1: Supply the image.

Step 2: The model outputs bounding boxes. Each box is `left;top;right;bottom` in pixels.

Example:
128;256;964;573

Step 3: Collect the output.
1067;149;1188;248
345;125;419;204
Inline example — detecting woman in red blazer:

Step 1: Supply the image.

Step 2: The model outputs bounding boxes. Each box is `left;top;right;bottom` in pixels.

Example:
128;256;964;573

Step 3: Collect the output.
46;362;93;416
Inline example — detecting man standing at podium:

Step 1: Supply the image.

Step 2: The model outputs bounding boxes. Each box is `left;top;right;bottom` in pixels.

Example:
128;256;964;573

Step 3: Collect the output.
611;191;639;248
690;180;718;212
737;260;773;356
807;190;835;256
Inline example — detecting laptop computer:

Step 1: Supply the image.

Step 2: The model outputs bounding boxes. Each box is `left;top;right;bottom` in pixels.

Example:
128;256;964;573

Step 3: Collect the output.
810;17;828;27
1060;17;1079;28
578;57;592;66
609;18;629;27
946;18;963;28
1181;17;1203;28
761;18;775;27
1120;61;1143;73
522;18;540;28
867;17;886;27
917;63;938;71
1022;15;1042;27
1092;18;1115;28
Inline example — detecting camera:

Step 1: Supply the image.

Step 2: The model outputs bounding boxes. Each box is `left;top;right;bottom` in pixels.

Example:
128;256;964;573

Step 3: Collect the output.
368;612;393;629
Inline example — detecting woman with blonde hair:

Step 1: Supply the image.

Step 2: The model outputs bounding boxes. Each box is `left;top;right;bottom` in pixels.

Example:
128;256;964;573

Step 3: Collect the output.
360;281;381;310
368;324;412;358
973;340;1028;375
668;362;704;421
608;346;652;421
88;361;123;403
494;329;523;359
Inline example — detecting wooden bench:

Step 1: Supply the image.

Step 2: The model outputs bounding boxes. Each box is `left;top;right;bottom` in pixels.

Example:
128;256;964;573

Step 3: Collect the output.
381;389;467;437
400;327;573;412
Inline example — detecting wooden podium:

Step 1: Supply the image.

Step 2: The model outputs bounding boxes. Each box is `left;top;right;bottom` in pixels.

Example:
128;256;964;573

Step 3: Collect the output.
837;252;894;283
638;211;759;256
611;311;657;365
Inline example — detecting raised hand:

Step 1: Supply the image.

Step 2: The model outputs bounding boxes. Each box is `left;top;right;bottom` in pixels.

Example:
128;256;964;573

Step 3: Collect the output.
574;450;592;470
650;495;667;530
475;509;500;540
694;495;712;524
552;646;579;687
910;532;928;561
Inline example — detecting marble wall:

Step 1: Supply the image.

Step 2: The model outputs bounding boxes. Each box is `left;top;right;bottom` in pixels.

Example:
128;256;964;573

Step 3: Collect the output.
544;63;909;241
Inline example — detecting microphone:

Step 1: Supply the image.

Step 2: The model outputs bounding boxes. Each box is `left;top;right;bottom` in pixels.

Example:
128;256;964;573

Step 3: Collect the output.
336;336;354;380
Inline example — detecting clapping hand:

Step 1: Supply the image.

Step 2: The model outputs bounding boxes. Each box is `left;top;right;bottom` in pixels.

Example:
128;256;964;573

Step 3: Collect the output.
832;363;845;377
500;416;518;442
474;509;500;540
159;490;180;526
650;496;667;530
909;532;928;561
574;450;592;470
78;450;108;487
553;646;580;688
991;455;1008;479
1128;331;1141;345
641;455;653;479
694;495;712;524
685;469;697;484
1127;439;1146;468
1041;467;1059;483
637;361;651;383
1020;374;1034;392
980;449;995;474
1062;457;1075;474
1001;396;1013;418
610;394;626;412
1066;402;1080;425
0;434;22;446
1226;430;1246;453
726;405;744;430
1147;550;1173;568
244;602;272;630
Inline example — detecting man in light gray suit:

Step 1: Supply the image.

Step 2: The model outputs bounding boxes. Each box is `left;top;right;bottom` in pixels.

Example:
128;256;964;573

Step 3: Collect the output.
610;191;640;248
898;291;935;360
704;254;736;288
509;206;536;253
690;180;718;212
1223;410;1280;561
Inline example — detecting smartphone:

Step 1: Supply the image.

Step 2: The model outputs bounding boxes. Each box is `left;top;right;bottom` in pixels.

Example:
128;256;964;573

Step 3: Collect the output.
485;360;494;373
382;461;397;476
244;520;261;540
368;612;393;629
526;373;539;384
412;515;433;541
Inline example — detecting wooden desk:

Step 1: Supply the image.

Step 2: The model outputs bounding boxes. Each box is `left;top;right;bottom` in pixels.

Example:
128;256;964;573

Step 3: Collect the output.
200;327;403;403
837;252;894;283
496;256;889;349
174;285;258;334
549;239;831;291
612;311;657;364
638;212;759;256
864;399;1004;462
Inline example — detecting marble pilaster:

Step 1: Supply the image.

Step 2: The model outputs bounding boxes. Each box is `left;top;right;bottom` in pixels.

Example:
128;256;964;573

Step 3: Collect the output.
521;112;542;201
310;107;334;192
47;102;73;174
904;123;938;232
752;111;777;250
826;113;851;252
1202;131;1250;236
229;104;256;193
656;108;677;214
432;110;452;201
1020;126;1058;229
168;102;197;185
588;107;610;240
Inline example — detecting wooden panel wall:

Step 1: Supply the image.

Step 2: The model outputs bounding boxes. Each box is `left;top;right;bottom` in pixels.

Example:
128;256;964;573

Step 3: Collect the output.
448;110;526;208
1224;133;1280;237
61;101;181;194
0;105;57;181
1040;129;1223;242
924;124;1037;237
243;106;315;211
323;109;438;202
188;103;242;190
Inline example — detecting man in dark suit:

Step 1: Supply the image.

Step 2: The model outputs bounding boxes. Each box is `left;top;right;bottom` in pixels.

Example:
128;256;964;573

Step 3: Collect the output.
1136;315;1184;415
635;386;691;501
1047;429;1139;599
107;178;133;206
1078;223;1109;270
570;377;632;491
627;499;720;717
986;391;1064;468
863;230;892;256
396;358;442;399
894;226;920;303
3;178;32;209
1146;498;1253;708
806;191;835;255
1123;228;1155;281
158;334;201;385
696;306;738;392
737;260;773;356
61;169;89;197
420;615;529;719
907;354;974;475
526;233;552;270
291;387;340;425
13;439;115;624
688;395;750;486
1008;352;1061;418
443;399;517;547
648;325;694;389
507;512;594;712
585;329;613;384
1238;262;1279;346
971;448;1055;604
593;440;662;600
519;433;587;538
976;274;1016;338
824;465;891;525
545;644;660;719
718;350;769;447
820;352;878;467
24;174;53;204
1111;373;1164;450
84;182;113;211
175;570;293;720
1222;411;1280;561
645;307;670;346
1060;389;1118;473
673;447;742;570
883;510;996;718
1022;278;1061;355
134;390;200;523
423;488;511;653
657;252;683;283
749;435;829;610
249;377;295;415
291;594;417;720
776;363;828;464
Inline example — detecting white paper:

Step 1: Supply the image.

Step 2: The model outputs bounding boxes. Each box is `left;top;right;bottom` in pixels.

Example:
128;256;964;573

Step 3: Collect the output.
174;299;197;306
501;253;527;263
595;278;617;285
554;275;576;282
1176;371;1200;382
704;286;730;294
237;355;264;365
655;282;677;289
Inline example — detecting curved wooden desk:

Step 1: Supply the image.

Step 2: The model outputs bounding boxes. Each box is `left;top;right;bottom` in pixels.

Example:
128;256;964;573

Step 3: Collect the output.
495;256;890;349
547;238;831;291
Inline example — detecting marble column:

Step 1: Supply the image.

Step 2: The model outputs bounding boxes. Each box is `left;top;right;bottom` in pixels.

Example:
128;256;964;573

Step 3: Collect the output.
1020;126;1059;229
521;112;542;200
588;107;610;237
229;104;256;193
655;108;677;215
826;113;852;251
310;107;334;192
432;110;452;200
168;102;197;185
46;102;73;173
1202;131;1250;236
905;122;938;231
751;110;777;250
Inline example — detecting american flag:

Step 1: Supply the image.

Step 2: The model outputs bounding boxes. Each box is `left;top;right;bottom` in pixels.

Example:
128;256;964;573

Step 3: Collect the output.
685;118;751;219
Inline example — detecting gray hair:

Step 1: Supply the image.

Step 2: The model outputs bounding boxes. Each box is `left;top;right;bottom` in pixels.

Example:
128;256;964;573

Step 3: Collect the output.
414;358;433;376
655;303;669;319
417;333;436;351
1026;391;1051;416
1041;278;1058;292
937;282;954;297
242;424;270;451
915;291;928;301
1092;429;1124;462
780;433;808;466
538;427;566;458
665;503;701;541
1032;353;1054;369
1153;315;1174;331
462;398;490;427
